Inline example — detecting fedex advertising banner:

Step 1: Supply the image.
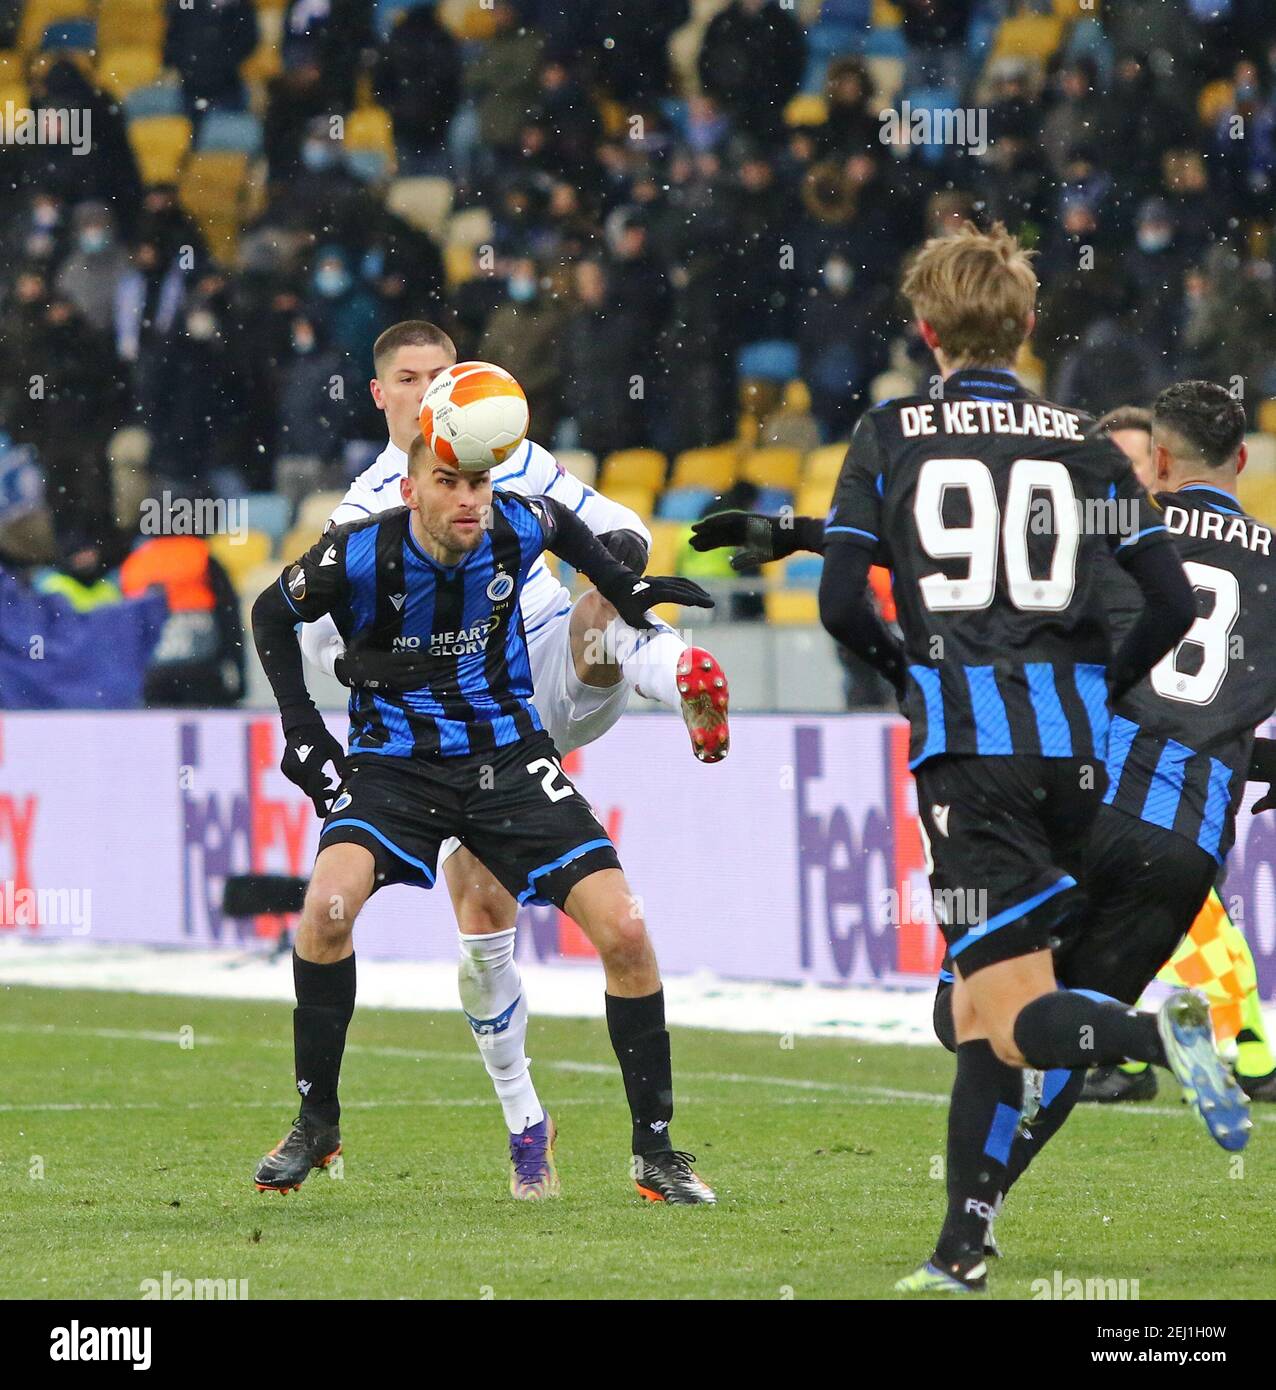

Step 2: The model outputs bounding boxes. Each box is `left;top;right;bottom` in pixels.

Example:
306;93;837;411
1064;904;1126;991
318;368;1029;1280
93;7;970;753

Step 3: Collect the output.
1;711;1274;997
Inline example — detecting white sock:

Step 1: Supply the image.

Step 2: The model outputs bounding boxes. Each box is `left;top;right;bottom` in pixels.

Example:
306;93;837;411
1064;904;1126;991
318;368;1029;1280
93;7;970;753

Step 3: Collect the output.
605;618;686;712
457;928;544;1133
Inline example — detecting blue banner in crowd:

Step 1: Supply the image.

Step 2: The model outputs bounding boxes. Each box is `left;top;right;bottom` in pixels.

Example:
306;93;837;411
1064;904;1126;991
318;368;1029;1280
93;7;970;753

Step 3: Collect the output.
0;567;168;709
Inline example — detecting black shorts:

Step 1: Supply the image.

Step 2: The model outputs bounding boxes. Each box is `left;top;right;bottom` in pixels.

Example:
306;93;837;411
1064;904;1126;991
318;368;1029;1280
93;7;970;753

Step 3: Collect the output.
317;730;620;910
915;754;1100;978
1052;803;1218;1003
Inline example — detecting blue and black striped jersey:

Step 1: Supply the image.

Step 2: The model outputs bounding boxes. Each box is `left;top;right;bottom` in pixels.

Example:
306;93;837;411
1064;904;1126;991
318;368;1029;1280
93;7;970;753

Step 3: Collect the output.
826;367;1171;770
278;492;552;758
1097;485;1276;862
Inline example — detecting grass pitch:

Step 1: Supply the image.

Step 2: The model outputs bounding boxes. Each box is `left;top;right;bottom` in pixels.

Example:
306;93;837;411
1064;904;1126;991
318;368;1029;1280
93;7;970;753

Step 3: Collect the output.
2;984;1271;1300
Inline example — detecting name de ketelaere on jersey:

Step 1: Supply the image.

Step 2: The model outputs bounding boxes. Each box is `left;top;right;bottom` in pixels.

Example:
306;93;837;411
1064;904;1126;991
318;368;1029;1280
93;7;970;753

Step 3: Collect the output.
1098;485;1276;862
827;367;1170;770
280;493;550;758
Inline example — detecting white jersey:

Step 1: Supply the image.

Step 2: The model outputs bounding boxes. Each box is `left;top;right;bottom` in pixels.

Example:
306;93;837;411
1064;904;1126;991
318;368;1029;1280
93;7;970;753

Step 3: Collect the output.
305;437;649;658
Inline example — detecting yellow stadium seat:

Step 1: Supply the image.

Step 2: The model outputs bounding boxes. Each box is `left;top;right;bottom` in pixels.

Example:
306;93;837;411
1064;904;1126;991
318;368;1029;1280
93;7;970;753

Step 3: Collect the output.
646;520;682;578
1257;400;1276;436
443;242;476;288
128;113;192;184
797;480;835;517
601;449;667;493
743;446;803;491
386;175;454;238
0;49;24;81
295;490;349;537
447;206;494;247
278;524;317;565
766;589;820;625
804;442;849;484
784;93;827;127
990;14;1065;64
346;104;394;156
554;450;597;486
871;0;903;25
1239;474;1276;527
208;529;272;585
98;46;163;98
179;151;248;216
0;81;29;111
598;485;655;520
19;0;89;52
1243;432;1276;475
671;445;738;492
97;0;164;52
439;0;499;39
244;18;283;84
1198;79;1234;128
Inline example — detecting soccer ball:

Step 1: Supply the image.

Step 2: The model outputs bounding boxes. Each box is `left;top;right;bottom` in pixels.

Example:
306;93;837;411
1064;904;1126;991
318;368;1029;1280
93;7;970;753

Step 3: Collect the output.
418;361;530;471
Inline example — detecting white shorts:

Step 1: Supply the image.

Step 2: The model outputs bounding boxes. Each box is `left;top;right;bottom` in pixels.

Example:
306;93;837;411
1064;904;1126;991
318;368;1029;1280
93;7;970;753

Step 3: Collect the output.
437;596;630;870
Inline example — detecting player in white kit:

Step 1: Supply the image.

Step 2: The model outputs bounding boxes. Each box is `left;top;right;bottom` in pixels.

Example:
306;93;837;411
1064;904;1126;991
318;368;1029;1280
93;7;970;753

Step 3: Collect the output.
297;321;730;1199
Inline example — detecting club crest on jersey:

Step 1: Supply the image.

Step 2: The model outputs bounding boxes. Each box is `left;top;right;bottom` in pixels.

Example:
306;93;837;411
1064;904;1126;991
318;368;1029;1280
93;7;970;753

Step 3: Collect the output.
330;791;353;814
287;565;306;599
487;572;515;602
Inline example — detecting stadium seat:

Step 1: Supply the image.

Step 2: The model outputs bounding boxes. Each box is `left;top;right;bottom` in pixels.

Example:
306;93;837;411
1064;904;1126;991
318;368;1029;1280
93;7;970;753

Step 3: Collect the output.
670;446;738;492
0;50;21;81
754;487;794;515
98;45;164;98
127;114;192;184
804;442;850;483
238;493;292;544
596;485;654;520
1258;400;1276;435
1198;79;1234;127
345;104;395;161
646;520;682;577
797;480;836;517
295;490;349;537
737;340;800;383
1239;474;1276;527
784;554;825;589
0;81;29;112
208;529;272;586
41;18;94;50
386;175;454;238
554;449;597;486
439;0;499;39
447;206;495;248
600;448;667;493
784;93;828;127
124;82;183;120
742;446;803;491
97;0;164;52
657;487;715;522
1243;432;1276;475
179;152;249;221
19;0;88;53
989;13;1065;65
196;110;263;155
765;589;820;625
243;9;284;83
866;55;905;104
345;148;391;183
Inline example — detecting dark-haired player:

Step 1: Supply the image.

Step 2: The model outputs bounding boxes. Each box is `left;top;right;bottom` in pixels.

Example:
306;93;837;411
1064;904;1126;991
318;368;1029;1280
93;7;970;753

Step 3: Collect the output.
250;434;717;1205
691;225;1250;1292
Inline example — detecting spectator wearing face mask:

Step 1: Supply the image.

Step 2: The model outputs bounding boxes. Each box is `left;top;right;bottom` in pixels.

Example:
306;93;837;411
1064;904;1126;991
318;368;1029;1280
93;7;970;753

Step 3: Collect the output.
55;204;131;335
1123;197;1192;362
478;257;568;447
305;245;384;363
277;314;359;465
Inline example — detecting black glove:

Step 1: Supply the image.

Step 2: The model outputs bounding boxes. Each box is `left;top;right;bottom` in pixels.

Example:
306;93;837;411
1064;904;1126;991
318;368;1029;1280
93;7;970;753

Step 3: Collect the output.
599;528;649;574
597;572;714;629
280;715;349;818
1254;786;1276;815
688;511;822;572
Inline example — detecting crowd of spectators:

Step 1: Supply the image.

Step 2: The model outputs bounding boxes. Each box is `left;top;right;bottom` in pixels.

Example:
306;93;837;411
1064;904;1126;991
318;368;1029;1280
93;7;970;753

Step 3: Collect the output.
2;0;1276;582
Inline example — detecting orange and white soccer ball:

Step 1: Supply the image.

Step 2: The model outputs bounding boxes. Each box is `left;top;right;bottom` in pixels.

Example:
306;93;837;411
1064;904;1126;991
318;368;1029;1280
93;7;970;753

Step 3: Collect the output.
418;361;530;471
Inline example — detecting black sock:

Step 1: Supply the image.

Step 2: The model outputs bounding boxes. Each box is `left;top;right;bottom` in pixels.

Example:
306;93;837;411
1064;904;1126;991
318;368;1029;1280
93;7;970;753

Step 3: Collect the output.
933;982;956;1053
293;950;356;1127
1013;990;1166;1070
1004;1068;1084;1193
936;1040;1024;1270
605;989;674;1155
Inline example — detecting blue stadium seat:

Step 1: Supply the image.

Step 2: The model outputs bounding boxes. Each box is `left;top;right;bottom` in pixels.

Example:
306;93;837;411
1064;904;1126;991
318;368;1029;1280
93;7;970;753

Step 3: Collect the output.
195;110;263;155
125;84;184;120
239;493;291;543
657;488;714;522
786;554;825;589
754;487;794;515
346;148;390;182
899;86;962;165
42;19;95;50
737;340;800;382
862;27;908;60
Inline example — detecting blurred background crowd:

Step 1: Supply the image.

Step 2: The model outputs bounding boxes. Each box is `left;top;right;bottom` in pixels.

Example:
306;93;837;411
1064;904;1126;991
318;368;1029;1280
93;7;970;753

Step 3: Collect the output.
3;0;1276;707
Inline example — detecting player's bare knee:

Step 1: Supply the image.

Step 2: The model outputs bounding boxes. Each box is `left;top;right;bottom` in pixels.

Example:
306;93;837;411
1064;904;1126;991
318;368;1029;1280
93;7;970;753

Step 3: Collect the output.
570;590;623;683
989;1027;1028;1068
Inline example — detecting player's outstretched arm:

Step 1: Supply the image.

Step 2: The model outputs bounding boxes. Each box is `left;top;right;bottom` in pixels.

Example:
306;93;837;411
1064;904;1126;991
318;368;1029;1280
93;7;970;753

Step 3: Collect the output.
537;495;713;629
1108;540;1196;700
252;570;349;817
688;510;825;571
817;539;907;698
